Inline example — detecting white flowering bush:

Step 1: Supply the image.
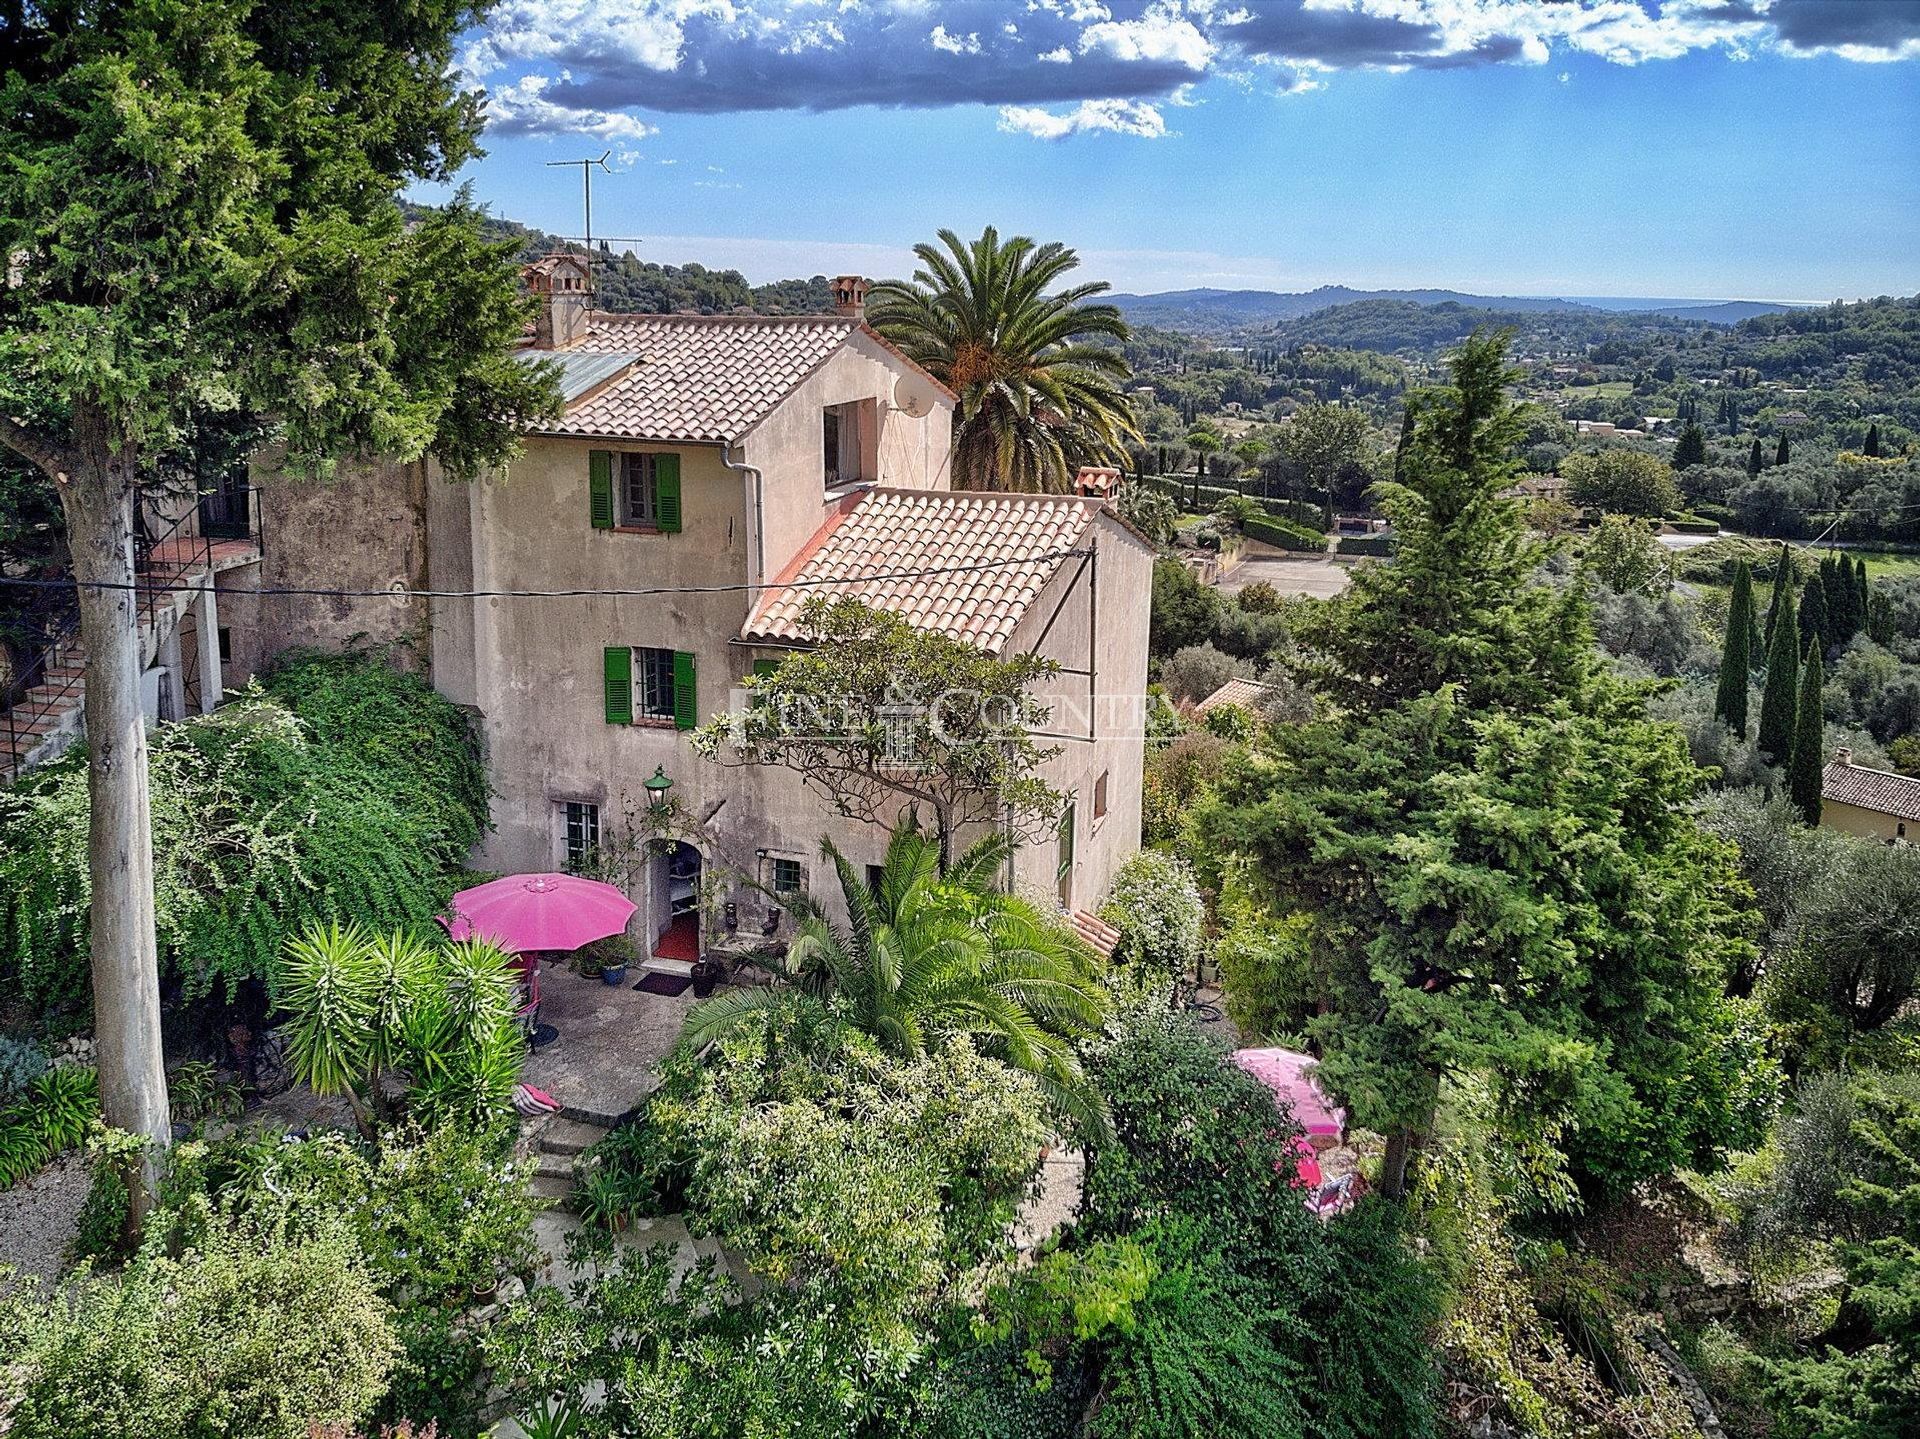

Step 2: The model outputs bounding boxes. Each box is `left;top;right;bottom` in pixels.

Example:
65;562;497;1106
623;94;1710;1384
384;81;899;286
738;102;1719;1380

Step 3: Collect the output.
1099;850;1204;983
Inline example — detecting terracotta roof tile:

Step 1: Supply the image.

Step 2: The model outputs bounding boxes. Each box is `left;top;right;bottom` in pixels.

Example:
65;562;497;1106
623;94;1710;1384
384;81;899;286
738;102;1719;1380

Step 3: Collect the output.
522;313;862;444
1071;910;1122;958
1823;759;1920;822
1194;677;1277;714
742;488;1100;654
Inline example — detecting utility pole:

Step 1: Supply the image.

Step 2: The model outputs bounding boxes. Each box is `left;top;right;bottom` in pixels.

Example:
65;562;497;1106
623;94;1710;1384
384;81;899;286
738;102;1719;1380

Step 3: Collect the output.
545;150;611;292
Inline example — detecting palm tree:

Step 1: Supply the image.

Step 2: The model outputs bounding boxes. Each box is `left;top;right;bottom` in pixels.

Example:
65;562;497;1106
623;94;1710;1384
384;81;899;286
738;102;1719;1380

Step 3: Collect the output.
680;818;1114;1139
867;227;1140;494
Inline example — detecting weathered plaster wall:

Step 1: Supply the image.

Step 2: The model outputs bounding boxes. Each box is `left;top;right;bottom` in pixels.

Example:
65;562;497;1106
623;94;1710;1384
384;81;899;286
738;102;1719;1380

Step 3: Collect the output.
1821;797;1912;843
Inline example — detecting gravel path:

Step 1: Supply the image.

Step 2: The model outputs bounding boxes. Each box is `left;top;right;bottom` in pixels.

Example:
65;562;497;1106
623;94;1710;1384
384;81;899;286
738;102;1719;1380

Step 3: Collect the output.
0;1151;89;1285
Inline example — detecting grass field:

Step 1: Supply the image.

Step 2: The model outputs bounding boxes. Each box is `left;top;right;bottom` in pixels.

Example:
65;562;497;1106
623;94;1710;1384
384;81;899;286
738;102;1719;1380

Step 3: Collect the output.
1559;381;1634;400
1850;548;1920;579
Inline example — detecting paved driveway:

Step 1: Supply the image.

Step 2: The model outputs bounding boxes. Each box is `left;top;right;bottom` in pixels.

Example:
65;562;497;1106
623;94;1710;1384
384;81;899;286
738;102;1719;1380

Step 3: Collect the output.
1215;554;1351;601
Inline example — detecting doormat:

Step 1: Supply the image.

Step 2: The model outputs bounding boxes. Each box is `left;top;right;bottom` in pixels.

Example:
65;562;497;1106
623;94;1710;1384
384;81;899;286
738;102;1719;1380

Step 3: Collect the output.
635;972;692;997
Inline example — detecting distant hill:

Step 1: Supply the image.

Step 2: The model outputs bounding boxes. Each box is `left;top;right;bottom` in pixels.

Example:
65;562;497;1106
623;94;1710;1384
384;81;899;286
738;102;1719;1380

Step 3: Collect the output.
1106;285;1806;334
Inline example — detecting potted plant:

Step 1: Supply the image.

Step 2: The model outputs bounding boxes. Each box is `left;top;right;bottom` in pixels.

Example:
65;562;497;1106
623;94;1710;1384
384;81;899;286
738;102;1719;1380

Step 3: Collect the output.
690;957;721;997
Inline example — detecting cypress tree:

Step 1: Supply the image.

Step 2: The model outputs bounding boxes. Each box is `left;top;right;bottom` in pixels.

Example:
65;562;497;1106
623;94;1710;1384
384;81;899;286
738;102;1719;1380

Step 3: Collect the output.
1764;543;1793;650
1742;569;1763;672
1856;557;1871;637
1748;437;1764;476
1715;562;1753;735
1776;431;1791;465
1788;643;1825;825
1800;575;1830;655
1864;422;1881;458
1826;553;1859;642
1674;422;1707;469
1758;588;1800;765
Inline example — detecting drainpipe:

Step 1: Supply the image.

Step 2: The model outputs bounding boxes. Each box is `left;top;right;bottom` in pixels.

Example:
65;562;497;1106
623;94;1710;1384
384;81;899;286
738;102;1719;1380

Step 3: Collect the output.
722;441;765;604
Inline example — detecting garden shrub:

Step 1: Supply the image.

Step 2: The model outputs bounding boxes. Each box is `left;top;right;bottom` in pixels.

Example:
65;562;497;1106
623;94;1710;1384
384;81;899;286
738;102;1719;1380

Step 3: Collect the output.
0;650;488;1012
1213;898;1315;1044
0;1220;396;1439
1155;642;1236;703
1335;534;1395;556
1098;851;1203;986
0;1034;48;1098
1242;512;1327;551
0;1063;98;1188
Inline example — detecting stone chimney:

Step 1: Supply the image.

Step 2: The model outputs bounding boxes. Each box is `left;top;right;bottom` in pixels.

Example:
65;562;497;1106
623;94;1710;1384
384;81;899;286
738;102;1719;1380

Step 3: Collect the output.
525;253;591;350
1835;746;1853;767
830;275;869;320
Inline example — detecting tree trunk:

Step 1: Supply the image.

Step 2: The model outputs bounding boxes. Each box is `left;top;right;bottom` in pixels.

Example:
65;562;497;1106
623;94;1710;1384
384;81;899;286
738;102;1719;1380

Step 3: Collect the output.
1379;1129;1416;1200
59;408;171;1223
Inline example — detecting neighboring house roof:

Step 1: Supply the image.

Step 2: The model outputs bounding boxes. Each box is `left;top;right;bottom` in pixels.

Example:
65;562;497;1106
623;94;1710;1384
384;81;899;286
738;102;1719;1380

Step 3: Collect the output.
511;313;953;446
1194;677;1277;714
742;487;1116;654
1823;757;1920;823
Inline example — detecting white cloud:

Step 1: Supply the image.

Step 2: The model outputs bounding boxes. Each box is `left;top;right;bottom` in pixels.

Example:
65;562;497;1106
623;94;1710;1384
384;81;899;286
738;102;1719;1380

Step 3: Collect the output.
1078;1;1213;70
930;24;982;56
1038;45;1073;63
997;97;1170;139
484;74;659;140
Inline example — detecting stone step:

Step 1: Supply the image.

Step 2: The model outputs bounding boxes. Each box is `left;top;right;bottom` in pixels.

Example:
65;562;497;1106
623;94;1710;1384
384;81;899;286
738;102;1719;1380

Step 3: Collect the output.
639;956;695;978
535;1152;575;1184
530;1173;574;1205
539;1116;608;1157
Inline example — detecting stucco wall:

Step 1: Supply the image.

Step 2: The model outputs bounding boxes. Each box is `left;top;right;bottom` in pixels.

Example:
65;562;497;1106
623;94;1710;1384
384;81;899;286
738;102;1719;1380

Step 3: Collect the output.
219;454;430;686
744;332;953;582
1821;798;1913;843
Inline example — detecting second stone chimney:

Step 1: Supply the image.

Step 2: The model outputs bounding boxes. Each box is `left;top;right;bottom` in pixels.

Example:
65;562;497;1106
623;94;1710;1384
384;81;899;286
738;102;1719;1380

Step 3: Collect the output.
1835;746;1853;767
525;252;592;350
831;275;869;320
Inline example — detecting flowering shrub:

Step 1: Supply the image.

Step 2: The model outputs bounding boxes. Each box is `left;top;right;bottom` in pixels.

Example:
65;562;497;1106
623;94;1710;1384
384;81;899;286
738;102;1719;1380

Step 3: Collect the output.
1098;851;1204;984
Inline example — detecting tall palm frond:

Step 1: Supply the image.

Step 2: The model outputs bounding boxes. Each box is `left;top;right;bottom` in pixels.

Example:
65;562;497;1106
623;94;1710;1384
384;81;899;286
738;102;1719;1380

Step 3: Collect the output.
868;226;1140;494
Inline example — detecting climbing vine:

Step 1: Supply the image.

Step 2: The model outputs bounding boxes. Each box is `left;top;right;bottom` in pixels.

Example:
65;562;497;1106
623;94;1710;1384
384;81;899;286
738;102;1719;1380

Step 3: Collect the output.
0;650;488;1014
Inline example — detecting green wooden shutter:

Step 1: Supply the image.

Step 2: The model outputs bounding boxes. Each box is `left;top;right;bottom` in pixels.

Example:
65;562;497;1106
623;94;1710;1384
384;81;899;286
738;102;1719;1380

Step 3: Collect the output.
589;451;614;530
602;646;632;724
654;453;682;533
1056;801;1076;879
672;650;697;729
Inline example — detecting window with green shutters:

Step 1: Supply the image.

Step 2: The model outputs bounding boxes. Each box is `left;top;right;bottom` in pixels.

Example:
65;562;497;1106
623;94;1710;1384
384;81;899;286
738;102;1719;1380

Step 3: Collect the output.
589;450;682;533
603;646;695;728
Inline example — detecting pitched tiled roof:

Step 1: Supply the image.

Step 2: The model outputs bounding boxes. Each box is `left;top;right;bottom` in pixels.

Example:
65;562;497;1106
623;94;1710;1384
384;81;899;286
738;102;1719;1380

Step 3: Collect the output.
520;314;863;444
742;488;1102;654
1194;677;1276;714
1823;759;1920;822
1070;910;1121;958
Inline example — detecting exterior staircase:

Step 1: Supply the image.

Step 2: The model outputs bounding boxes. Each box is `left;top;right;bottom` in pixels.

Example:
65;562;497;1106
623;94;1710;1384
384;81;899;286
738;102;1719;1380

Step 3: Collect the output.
528;1113;610;1205
2;529;260;781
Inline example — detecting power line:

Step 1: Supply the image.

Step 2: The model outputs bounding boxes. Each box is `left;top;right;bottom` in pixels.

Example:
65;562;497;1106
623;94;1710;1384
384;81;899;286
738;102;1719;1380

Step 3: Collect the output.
0;548;1092;601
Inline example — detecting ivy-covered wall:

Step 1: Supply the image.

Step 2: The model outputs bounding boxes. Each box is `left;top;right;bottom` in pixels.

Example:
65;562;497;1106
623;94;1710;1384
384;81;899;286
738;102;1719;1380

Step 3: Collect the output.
0;650;488;1016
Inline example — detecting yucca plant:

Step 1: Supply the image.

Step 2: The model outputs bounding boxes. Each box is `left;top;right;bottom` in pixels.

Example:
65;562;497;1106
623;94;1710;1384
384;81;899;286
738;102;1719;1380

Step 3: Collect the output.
278;921;523;1131
682;817;1114;1140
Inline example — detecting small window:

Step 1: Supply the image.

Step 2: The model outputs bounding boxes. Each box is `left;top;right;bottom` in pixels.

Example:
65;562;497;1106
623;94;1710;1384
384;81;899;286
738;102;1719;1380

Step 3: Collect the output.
636;646;677;720
217;626;232;663
1093;771;1109;821
770;857;803;895
620;453;659;527
560;800;600;871
1056;799;1076;908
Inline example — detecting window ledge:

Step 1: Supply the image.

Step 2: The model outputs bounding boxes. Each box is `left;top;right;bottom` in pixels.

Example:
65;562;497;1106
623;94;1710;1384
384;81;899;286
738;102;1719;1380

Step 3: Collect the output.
629;716;679;730
823;481;875;504
612;524;665;535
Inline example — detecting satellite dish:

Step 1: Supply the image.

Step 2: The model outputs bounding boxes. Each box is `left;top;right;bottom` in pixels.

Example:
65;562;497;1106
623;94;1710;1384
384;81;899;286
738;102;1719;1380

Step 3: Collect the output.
892;371;941;419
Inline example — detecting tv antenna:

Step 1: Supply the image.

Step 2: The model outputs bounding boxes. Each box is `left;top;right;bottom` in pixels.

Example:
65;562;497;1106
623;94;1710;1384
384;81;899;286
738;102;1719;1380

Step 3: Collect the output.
546;150;613;288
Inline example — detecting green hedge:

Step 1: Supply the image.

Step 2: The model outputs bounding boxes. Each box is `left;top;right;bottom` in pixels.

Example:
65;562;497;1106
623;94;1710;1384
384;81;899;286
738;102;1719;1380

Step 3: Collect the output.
1139;476;1322;527
1241;513;1327;552
0;651;489;1013
1667;517;1722;535
1337;535;1396;556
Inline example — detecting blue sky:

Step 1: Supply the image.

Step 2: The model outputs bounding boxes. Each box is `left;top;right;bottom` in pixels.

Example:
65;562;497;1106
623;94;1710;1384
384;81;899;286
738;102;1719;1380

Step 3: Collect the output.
418;1;1920;300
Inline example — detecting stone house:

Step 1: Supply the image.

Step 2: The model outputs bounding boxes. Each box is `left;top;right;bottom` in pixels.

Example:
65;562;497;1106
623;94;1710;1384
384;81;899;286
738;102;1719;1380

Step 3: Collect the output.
216;266;1153;973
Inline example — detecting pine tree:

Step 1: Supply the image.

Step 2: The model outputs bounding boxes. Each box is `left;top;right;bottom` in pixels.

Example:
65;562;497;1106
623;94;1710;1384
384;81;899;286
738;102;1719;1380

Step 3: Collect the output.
1715;562;1753;735
1765;543;1793;650
1865;422;1882;458
1788;642;1825;825
1674;422;1707;469
1748;437;1764;476
1776;431;1791;465
1800;575;1830;655
1758;588;1800;765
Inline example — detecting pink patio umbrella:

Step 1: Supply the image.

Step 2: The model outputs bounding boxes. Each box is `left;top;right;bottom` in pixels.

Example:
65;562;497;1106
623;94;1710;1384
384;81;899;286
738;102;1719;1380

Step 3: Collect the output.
1233;1047;1347;1139
443;872;636;954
